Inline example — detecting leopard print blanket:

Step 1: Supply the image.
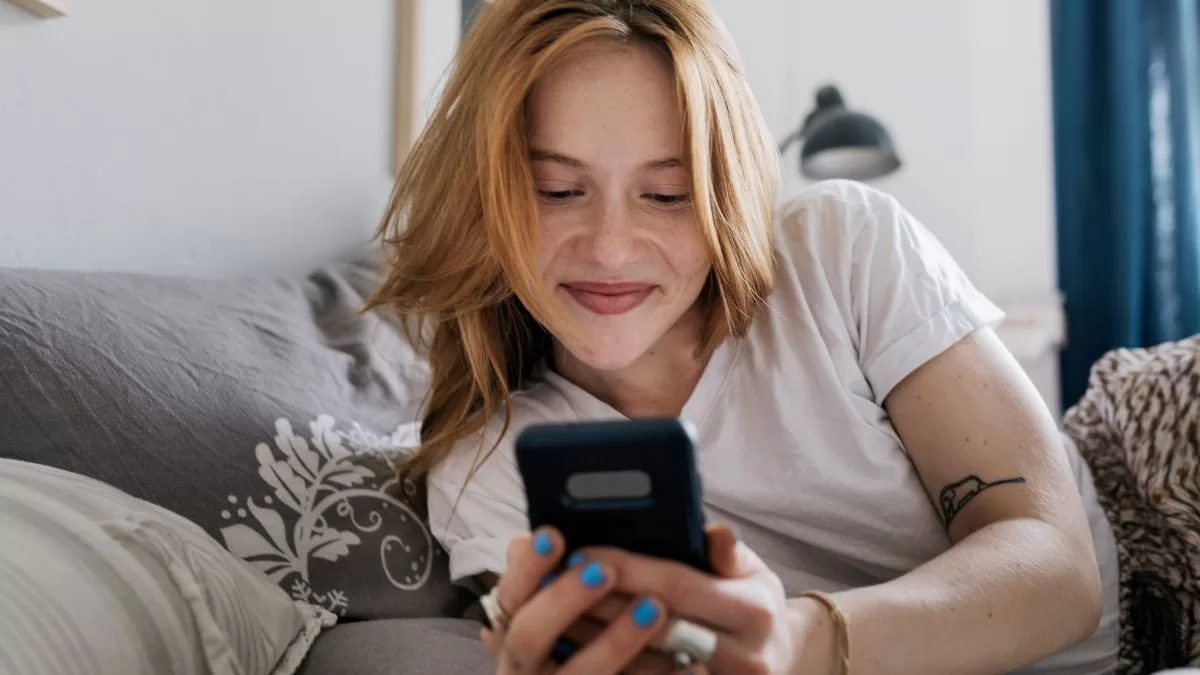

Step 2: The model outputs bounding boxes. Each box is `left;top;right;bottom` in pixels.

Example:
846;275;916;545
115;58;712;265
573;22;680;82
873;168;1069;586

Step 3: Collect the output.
1063;335;1200;674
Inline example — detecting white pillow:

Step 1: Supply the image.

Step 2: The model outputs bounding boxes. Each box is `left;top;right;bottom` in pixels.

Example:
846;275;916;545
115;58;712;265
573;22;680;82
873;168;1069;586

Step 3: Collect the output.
0;458;334;675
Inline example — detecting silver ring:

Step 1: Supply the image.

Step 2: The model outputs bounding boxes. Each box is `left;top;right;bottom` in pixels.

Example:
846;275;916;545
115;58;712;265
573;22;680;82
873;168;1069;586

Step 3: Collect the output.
672;651;695;670
480;586;510;632
655;618;717;666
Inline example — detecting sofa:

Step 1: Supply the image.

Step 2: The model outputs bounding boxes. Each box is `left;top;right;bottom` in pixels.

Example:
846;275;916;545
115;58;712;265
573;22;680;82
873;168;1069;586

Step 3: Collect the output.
0;254;494;674
4;253;1199;675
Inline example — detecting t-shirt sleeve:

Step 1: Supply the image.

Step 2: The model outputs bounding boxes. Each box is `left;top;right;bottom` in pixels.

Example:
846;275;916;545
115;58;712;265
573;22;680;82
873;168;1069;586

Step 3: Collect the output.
426;432;529;584
843;185;1005;401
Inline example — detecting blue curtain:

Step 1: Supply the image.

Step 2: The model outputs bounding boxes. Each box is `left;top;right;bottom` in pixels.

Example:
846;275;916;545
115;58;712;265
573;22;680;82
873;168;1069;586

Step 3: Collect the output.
1051;0;1200;410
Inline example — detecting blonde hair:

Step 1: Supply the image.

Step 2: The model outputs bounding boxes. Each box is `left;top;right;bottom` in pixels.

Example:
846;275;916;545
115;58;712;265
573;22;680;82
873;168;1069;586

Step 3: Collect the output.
365;0;779;482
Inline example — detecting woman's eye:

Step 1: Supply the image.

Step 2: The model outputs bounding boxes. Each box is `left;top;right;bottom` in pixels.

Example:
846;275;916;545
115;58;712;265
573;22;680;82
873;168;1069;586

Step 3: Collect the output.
537;189;582;202
646;193;691;206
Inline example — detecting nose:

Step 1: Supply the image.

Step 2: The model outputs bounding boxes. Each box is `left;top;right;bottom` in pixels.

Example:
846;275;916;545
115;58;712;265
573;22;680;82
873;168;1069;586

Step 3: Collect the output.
581;200;638;270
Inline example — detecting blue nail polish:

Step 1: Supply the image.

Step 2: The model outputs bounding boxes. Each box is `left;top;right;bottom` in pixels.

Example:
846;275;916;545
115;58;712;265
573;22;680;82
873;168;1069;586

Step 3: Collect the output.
632;597;660;628
538;572;557;589
580;561;606;588
551;638;577;663
567;551;586;568
533;531;553;557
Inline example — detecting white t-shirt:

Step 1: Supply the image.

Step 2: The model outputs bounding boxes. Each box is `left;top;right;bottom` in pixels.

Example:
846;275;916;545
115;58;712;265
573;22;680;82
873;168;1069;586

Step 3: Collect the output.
427;180;1119;674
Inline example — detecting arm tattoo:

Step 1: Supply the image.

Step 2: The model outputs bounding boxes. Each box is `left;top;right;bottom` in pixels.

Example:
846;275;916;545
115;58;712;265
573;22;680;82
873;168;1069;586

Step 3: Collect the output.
938;474;1027;528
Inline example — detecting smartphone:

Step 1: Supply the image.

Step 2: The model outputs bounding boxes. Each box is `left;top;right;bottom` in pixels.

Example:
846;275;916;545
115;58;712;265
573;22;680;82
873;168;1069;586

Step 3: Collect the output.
515;418;710;573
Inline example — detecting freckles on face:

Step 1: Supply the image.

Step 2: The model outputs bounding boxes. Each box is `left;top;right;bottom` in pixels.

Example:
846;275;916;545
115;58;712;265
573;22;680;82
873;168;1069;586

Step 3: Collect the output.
523;40;713;370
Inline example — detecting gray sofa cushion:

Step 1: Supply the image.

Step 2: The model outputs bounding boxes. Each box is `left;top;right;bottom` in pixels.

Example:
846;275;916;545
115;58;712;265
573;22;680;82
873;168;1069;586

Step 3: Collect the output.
0;256;472;621
297;619;492;675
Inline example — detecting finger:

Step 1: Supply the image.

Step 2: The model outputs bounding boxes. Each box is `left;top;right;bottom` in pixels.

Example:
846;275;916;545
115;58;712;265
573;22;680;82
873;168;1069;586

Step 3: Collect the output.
584;593;633;624
539;574;631;625
500;559;617;674
547;584;640;650
481;627;501;656
704;524;741;578
559;595;670;675
559;615;678;675
650;616;780;675
496;527;565;617
562;615;728;675
580;548;774;635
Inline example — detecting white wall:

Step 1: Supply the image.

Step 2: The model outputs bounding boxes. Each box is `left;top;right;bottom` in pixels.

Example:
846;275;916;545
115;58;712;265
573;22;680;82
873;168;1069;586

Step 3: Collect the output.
1;0;1054;297
708;0;1064;413
710;0;1059;308
0;0;460;277
0;0;1064;408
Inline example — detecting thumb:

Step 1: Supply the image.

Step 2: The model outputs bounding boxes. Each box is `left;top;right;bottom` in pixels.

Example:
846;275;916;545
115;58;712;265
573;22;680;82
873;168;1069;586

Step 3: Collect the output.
705;523;743;577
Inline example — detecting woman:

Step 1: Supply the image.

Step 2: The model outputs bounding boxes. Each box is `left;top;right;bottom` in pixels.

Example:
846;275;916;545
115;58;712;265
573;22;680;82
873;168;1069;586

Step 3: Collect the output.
367;0;1120;673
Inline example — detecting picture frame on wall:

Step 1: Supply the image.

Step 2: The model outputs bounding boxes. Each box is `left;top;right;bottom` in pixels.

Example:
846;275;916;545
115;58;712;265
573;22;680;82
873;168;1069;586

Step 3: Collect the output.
395;0;490;175
394;0;422;174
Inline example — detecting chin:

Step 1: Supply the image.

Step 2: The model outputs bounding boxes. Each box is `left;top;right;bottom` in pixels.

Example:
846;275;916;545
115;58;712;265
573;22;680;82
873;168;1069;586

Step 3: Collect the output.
558;329;653;373
562;341;647;372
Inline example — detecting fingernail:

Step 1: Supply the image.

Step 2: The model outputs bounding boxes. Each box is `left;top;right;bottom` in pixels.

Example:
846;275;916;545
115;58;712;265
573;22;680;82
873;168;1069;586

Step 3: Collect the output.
632;596;660;628
551;638;576;662
580;561;607;589
538;572;557;589
567;551;586;568
533;531;553;557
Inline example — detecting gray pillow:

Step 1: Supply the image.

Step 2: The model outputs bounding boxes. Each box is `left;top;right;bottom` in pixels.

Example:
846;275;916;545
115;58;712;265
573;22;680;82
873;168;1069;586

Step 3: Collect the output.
0;457;332;675
0;255;473;621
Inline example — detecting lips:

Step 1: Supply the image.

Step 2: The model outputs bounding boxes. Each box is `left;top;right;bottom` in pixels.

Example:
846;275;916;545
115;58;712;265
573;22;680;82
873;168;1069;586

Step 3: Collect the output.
563;282;656;316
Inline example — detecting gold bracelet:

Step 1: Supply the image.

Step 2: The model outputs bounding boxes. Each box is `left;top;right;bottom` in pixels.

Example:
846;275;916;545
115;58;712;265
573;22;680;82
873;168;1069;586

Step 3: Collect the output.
801;590;851;675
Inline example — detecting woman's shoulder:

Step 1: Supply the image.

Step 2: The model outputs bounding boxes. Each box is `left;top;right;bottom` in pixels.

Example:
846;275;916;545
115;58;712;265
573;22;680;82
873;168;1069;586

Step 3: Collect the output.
763;180;1002;403
781;178;897;211
774;179;907;247
770;179;956;288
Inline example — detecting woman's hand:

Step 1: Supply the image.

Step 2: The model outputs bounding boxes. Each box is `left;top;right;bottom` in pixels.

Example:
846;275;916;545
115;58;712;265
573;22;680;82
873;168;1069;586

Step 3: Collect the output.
583;525;807;675
481;527;698;675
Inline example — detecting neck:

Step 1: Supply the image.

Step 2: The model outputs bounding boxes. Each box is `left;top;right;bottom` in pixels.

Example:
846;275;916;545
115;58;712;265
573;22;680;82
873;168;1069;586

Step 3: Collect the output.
553;305;710;419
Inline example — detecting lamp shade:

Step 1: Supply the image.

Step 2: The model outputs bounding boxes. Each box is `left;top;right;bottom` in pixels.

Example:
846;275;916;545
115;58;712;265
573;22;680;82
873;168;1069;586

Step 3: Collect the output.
783;85;901;182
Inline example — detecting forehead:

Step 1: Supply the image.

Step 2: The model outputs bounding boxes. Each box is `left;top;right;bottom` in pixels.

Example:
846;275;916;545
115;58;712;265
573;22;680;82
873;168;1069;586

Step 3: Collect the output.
525;41;684;163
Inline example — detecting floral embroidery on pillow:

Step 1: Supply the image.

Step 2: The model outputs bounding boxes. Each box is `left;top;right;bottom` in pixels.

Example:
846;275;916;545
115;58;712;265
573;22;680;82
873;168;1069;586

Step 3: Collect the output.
218;415;429;616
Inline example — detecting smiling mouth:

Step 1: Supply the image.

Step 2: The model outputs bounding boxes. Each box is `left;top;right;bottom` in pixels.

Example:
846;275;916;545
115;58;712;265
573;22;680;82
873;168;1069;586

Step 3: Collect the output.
562;282;656;316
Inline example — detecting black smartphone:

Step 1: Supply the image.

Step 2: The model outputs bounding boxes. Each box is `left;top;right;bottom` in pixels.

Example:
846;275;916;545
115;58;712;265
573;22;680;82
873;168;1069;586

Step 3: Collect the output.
515;418;710;573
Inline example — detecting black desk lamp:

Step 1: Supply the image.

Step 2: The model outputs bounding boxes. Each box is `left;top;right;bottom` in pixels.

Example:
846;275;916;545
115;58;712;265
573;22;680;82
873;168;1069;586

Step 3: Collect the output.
778;85;901;181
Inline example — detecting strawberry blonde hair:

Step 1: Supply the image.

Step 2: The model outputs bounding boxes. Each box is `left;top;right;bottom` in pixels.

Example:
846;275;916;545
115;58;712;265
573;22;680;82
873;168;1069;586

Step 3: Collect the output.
365;0;779;482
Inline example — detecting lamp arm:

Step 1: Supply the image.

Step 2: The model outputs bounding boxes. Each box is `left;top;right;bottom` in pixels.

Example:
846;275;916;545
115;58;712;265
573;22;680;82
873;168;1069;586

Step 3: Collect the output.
777;127;806;154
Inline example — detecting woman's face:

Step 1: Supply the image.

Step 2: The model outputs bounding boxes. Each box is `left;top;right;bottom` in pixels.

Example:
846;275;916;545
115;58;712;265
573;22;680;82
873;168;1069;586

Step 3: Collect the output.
525;41;712;372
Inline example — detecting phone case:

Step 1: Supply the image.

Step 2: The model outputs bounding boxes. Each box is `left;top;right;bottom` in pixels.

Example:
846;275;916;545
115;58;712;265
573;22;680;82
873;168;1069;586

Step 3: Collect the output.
515;418;710;572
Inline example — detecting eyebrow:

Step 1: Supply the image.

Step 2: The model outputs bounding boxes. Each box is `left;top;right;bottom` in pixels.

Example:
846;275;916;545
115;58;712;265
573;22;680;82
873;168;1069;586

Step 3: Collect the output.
529;149;684;172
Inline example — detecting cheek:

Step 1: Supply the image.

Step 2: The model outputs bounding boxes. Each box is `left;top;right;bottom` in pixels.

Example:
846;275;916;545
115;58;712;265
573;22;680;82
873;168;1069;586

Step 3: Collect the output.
534;216;569;278
666;225;713;287
683;246;712;281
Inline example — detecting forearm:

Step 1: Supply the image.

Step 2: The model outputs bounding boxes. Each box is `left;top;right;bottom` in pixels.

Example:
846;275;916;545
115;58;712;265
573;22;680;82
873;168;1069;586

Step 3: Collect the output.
788;518;1103;675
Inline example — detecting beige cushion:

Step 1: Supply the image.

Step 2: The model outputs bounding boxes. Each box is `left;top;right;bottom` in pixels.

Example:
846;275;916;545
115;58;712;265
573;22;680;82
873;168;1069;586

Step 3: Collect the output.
0;459;334;675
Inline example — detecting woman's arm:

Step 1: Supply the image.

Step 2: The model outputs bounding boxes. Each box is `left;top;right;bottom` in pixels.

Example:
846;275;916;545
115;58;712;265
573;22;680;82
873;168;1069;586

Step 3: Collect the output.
789;327;1103;675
